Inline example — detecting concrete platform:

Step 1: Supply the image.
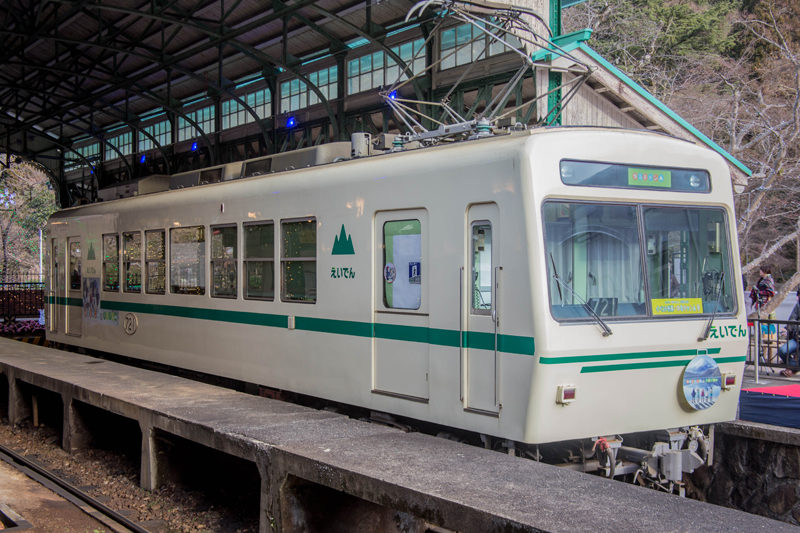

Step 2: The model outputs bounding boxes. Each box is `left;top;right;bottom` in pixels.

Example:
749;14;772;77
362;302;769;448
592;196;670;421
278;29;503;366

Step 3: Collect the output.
0;338;792;532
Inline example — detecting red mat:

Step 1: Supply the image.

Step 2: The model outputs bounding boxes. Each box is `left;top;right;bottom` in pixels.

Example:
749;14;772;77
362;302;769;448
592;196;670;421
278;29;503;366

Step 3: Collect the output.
742;384;800;397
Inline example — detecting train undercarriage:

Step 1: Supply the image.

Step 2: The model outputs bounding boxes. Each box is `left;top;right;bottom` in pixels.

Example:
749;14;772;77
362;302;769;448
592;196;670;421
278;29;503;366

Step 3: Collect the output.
466;426;713;496
424;419;713;496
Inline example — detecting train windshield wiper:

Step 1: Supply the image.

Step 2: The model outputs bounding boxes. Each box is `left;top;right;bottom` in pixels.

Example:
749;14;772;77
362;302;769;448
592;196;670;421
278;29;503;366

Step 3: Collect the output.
698;271;725;342
549;254;613;337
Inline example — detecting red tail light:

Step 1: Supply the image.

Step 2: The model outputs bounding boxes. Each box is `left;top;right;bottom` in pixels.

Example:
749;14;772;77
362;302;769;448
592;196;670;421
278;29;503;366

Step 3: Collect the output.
722;373;737;390
557;385;577;404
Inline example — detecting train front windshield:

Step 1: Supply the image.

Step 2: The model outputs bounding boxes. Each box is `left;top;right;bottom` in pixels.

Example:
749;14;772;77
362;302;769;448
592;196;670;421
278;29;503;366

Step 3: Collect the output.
544;202;736;320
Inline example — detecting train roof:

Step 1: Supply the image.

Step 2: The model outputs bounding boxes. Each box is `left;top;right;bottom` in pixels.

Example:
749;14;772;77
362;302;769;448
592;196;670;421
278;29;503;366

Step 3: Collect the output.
52;126;726;218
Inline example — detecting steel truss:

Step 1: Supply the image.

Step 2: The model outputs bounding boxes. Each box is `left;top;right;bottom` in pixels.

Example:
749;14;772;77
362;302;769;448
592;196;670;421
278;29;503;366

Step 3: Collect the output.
1;0;581;206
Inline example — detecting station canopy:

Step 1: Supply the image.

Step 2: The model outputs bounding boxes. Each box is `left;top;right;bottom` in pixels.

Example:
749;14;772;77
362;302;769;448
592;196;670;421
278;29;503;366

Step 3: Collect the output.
1;0;439;202
2;1;749;206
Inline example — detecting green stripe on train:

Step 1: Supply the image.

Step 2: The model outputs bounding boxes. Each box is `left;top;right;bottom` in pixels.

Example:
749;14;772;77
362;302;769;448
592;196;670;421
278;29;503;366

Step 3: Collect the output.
97;300;537;355
101;300;287;328
47;296;82;307
540;347;722;365
52;299;736;365
580;355;746;374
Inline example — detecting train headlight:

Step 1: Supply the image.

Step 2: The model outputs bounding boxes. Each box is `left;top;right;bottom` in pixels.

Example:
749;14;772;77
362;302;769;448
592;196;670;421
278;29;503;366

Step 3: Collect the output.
559;161;573;180
688;174;701;188
556;385;577;405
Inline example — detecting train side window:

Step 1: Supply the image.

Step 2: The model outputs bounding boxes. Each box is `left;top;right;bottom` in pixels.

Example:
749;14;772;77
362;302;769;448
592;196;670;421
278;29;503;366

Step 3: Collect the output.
244;222;274;300
102;234;119;291
145;230;166;294
211;225;237;298
69;241;81;290
122;231;142;293
170;226;206;295
471;222;492;313
382;219;421;310
281;218;316;303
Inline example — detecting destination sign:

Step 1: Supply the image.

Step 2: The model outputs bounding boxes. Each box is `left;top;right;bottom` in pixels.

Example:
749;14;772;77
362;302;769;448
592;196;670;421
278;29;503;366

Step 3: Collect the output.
560;160;710;193
628;167;671;188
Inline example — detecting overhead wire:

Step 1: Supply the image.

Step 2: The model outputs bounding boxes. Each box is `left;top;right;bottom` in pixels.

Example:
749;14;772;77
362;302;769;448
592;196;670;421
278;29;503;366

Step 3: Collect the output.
386;0;594;143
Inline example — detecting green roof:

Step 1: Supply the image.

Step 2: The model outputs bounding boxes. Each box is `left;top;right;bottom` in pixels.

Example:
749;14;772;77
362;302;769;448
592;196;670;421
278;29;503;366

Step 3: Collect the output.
531;29;752;177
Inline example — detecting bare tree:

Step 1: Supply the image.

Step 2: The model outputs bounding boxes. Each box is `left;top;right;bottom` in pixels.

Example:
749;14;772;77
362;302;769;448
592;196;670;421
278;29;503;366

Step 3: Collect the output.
727;2;800;283
0;158;57;280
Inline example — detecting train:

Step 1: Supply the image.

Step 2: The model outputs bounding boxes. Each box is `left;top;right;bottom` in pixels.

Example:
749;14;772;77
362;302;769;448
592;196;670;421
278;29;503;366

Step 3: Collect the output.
45;126;748;493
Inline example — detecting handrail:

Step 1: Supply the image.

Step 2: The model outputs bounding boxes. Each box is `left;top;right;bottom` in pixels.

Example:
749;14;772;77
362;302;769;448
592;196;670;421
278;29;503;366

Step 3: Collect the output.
459;266;464;403
747;316;800;381
494;266;502;407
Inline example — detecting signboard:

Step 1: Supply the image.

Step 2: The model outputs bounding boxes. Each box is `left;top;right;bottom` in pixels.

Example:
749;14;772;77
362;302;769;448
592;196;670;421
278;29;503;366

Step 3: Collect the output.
628;167;672;188
652;298;703;316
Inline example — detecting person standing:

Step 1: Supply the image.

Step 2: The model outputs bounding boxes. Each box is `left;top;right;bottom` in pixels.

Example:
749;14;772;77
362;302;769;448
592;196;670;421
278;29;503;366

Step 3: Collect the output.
778;288;800;377
750;265;775;311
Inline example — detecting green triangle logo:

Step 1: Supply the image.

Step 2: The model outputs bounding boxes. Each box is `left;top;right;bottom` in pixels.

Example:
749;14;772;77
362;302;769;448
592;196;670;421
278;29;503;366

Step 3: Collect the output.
87;242;96;261
332;224;355;255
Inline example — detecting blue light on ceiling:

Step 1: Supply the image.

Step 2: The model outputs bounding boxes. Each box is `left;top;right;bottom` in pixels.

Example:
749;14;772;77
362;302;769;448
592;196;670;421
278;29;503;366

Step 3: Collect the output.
191;141;198;151
287;116;297;128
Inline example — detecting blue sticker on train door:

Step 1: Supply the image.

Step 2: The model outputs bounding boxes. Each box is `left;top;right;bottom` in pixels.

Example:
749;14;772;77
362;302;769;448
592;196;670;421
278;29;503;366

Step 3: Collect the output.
384;263;396;283
408;262;421;284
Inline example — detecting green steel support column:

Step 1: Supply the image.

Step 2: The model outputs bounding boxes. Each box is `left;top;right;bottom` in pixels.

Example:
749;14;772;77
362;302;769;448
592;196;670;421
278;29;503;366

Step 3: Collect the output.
550;0;562;36
547;0;563;125
336;54;347;141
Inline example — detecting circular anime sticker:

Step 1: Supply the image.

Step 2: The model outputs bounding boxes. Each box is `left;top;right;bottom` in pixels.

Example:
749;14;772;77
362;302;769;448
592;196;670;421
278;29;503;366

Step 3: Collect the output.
682;355;722;410
384;263;396;284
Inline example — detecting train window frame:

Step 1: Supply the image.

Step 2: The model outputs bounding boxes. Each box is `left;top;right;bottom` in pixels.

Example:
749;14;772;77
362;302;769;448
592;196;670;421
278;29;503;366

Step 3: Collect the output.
122;231;142;293
243;221;275;301
641;204;738;317
280;217;316;304
145;229;166;295
169;226;206;295
68;240;81;291
382;219;423;311
542;201;646;322
542;200;738;323
102;233;120;292
210;224;238;299
471;221;492;315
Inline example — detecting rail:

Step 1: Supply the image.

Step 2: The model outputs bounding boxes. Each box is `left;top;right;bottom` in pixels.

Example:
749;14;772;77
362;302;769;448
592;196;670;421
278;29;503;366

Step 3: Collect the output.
0;441;149;533
747;316;800;383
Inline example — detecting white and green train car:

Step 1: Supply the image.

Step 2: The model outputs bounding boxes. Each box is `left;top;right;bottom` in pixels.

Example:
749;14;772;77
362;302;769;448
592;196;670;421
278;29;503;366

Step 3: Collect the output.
46;127;747;491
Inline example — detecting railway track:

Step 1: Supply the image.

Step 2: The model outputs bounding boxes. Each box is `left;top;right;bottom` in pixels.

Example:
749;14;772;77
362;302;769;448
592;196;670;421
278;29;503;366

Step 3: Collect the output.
0;442;151;533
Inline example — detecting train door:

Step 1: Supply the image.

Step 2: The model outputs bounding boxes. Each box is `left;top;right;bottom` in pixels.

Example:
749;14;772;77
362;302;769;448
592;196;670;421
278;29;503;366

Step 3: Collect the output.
66;237;82;336
49;238;62;334
372;210;429;402
463;203;500;414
